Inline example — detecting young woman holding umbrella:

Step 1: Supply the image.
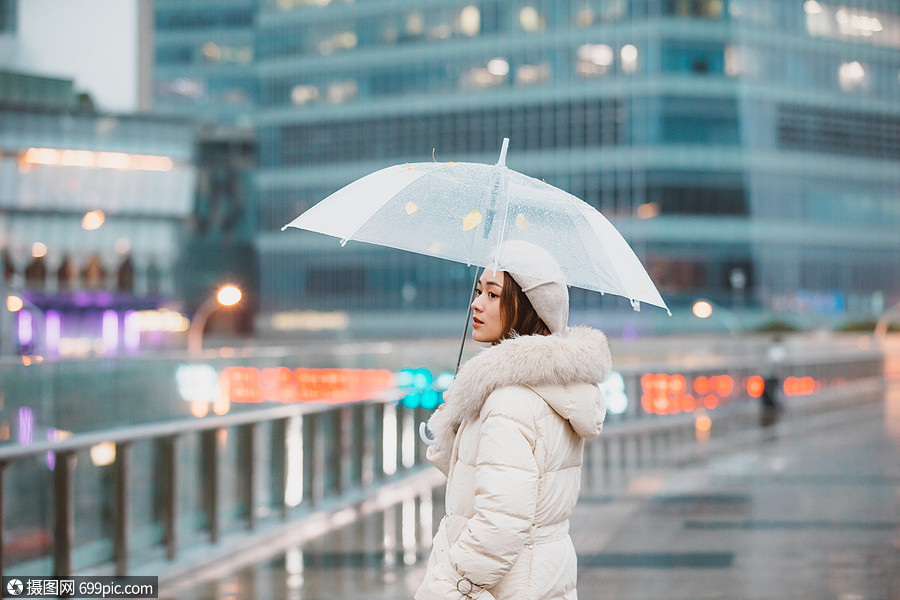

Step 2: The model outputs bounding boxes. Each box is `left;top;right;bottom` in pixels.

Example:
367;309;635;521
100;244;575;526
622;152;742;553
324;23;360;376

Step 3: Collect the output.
416;241;611;600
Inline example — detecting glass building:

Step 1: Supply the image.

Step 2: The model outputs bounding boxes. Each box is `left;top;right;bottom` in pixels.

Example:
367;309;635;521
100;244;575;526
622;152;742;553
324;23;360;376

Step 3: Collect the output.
155;0;900;334
0;0;15;35
0;70;197;356
153;0;259;126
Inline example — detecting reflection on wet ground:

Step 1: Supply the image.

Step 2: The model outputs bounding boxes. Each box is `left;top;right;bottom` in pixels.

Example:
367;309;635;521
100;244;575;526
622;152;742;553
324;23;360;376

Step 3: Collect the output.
164;388;900;600
161;485;445;600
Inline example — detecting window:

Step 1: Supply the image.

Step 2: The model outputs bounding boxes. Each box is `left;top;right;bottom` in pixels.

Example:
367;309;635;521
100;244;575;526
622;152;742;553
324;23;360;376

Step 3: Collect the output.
777;104;900;159
276;98;623;169
661;41;726;74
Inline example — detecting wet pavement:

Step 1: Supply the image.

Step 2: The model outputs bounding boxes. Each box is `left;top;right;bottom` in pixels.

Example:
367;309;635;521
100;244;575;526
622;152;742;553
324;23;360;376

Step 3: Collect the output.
162;384;900;600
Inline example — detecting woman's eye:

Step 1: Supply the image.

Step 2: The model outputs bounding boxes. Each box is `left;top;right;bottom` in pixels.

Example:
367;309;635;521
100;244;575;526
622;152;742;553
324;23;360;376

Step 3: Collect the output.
488;292;498;299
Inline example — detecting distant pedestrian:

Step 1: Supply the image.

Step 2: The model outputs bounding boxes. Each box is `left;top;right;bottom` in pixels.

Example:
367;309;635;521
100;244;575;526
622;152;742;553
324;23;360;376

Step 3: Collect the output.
416;243;610;600
761;335;786;429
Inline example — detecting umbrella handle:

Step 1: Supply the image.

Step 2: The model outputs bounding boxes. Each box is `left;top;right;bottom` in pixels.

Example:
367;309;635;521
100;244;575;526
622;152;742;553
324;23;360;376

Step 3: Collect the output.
419;422;437;446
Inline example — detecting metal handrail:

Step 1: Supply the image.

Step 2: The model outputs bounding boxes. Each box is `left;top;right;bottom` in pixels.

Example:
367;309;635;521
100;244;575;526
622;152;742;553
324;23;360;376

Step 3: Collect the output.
0;348;885;581
0;399;373;462
0;396;429;581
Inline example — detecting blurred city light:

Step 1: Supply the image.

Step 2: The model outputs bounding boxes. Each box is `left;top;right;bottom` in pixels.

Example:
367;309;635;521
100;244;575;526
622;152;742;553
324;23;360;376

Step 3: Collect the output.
6;295;23;312
22;147;174;171
746;375;765;398
270;310;349;331
291;85;319;105
695;414;713;442
123;311;140;353
692;300;714;319
621;44;638;72
82;209;105;231
641;373;737;415
839;60;866;90
102;310;118;356
784;376;816;396
18;310;33;347
31;242;47;258
487;58;510;77
45;310;61;357
188;284;244;353
692;300;741;334
18;407;34;445
636;202;660;219
519;6;541;31
135;309;190;333
217;285;242;306
599;371;628;415
459;5;480;36
115;238;132;254
176;365;395;406
90;442;116;467
804;0;823;15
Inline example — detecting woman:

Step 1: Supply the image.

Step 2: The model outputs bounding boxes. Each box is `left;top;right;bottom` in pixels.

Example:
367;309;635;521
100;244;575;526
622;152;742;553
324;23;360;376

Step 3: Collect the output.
416;244;611;600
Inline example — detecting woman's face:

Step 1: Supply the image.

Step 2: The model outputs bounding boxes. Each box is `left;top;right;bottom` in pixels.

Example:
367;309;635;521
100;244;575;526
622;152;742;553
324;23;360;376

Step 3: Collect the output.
471;269;505;343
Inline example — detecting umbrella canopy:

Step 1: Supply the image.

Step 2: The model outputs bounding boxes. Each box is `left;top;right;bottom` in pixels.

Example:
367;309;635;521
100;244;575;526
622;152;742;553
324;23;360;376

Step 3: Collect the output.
284;139;668;314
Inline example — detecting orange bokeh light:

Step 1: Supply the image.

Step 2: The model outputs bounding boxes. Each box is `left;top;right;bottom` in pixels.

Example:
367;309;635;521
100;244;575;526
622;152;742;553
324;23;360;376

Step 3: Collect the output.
641;373;737;415
746;375;765;398
784;376;816;396
694;376;709;394
219;366;395;405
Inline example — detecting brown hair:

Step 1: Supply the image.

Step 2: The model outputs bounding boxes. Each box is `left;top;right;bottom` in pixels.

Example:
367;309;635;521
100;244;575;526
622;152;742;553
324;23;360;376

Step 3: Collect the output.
497;271;551;340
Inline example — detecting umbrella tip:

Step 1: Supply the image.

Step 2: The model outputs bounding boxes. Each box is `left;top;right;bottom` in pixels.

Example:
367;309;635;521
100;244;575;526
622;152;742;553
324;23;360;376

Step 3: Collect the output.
497;138;509;166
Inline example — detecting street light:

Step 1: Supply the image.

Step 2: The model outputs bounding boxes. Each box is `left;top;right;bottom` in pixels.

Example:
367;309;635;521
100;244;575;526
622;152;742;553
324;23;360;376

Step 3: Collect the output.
692;299;742;335
874;301;900;343
187;284;242;354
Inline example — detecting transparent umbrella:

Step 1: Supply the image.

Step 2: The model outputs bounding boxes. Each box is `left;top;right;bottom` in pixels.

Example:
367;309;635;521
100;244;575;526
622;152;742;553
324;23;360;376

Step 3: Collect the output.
283;138;668;316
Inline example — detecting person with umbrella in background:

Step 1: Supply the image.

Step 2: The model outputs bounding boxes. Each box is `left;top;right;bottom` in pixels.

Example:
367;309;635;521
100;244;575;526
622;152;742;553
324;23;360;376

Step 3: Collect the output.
415;240;610;600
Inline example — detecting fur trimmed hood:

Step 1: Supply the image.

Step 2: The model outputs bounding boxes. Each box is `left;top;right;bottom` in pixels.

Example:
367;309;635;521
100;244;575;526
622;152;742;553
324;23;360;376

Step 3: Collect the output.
428;326;611;448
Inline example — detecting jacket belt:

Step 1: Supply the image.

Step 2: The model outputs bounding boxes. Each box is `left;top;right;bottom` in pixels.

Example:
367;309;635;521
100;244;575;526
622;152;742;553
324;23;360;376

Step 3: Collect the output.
444;516;569;545
527;520;569;545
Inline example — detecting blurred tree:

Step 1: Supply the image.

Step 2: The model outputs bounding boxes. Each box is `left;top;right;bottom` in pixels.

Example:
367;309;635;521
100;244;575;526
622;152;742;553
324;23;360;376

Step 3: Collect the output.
24;256;46;289
82;254;107;290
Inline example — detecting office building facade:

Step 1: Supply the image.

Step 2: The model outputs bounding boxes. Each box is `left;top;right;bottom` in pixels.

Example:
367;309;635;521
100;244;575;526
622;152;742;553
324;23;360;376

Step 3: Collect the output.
153;0;259;126
155;0;900;333
0;70;197;355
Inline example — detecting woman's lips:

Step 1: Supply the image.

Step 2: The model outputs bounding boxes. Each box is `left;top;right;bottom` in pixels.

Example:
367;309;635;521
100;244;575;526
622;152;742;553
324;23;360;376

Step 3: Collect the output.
472;317;483;326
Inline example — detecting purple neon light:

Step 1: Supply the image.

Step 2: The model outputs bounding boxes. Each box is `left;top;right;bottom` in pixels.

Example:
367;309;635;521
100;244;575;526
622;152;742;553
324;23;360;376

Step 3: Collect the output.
47;428;57;470
124;310;140;353
18;309;33;347
95;291;113;307
72;291;92;307
46;310;61;355
102;310;118;355
18;407;34;445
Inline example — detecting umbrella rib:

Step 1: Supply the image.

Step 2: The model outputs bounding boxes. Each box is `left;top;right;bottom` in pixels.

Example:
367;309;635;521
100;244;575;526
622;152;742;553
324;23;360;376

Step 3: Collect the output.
577;202;637;305
582;203;669;312
338;167;433;245
489;168;513;271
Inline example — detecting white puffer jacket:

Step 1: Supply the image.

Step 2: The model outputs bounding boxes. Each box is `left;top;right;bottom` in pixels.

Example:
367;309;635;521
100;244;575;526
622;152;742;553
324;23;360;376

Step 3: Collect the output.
416;327;611;600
